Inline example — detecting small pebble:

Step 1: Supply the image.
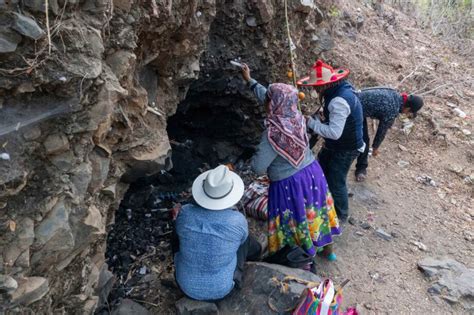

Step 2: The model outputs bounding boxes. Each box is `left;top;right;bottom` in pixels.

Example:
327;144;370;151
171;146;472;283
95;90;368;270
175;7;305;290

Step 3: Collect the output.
364;303;373;310
398;160;409;168
361;222;371;230
410;240;427;251
376;228;392;241
246;16;257;27
453;107;466;118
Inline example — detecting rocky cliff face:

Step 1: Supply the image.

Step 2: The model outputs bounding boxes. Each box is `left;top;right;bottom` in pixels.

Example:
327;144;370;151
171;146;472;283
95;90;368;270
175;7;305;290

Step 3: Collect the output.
0;0;337;312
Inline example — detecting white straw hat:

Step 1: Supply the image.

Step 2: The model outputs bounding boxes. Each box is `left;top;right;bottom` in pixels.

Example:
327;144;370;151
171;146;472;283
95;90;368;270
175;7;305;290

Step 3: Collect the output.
192;165;245;210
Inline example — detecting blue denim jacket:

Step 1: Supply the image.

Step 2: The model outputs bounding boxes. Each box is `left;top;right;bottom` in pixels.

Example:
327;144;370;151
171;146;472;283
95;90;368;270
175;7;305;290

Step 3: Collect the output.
174;204;248;300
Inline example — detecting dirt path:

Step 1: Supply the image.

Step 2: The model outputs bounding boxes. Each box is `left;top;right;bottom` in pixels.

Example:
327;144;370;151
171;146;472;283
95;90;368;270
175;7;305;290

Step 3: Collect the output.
314;124;473;314
307;3;473;313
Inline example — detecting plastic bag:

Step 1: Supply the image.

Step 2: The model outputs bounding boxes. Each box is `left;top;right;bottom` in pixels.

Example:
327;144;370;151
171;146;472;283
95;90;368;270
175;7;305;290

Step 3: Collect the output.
293;279;343;315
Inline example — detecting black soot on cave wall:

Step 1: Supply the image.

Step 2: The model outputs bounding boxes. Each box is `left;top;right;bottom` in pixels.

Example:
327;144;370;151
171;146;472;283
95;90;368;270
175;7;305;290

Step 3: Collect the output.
166;0;277;185
167;85;264;183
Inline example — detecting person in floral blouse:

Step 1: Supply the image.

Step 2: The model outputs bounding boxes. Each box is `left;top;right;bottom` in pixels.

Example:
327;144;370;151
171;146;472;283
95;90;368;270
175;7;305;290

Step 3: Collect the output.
242;64;341;262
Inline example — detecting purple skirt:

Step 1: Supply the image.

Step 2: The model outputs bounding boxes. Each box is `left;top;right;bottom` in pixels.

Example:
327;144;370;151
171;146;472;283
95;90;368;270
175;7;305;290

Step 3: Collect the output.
267;161;342;256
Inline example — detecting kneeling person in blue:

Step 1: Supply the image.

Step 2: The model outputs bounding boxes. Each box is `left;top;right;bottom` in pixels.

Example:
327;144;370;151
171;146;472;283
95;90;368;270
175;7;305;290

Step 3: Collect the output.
173;165;261;301
297;60;365;222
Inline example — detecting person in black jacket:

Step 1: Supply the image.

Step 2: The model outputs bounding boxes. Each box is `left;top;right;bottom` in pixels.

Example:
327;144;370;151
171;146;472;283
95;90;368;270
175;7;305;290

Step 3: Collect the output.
355;87;424;182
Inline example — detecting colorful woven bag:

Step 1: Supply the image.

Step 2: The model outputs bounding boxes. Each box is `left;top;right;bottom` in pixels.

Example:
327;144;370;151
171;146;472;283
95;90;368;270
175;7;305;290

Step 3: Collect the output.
241;176;269;220
292;279;343;315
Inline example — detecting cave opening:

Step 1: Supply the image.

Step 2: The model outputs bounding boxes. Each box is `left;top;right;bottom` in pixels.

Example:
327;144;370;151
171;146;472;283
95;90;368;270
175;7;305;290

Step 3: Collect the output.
101;1;272;311
166;86;264;187
100;71;266;312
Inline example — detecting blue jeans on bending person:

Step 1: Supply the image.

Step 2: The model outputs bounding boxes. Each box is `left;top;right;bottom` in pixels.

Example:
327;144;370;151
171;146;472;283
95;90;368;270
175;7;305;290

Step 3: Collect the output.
318;147;360;222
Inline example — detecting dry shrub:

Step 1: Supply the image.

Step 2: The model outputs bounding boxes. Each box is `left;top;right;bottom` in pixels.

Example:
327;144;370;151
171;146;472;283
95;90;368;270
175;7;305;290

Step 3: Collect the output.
386;0;473;54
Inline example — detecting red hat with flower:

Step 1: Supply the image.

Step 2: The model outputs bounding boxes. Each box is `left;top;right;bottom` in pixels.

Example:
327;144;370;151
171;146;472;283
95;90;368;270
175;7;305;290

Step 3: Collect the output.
297;60;350;87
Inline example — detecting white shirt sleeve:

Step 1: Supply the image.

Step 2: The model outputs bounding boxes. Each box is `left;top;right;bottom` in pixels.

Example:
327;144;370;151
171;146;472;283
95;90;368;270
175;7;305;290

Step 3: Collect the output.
307;97;351;140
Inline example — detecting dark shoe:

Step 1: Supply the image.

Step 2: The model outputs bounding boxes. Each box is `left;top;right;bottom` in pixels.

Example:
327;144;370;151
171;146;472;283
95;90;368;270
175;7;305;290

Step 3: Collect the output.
348;217;357;225
264;245;313;269
338;215;348;224
286;247;313;268
234;279;243;290
355;170;367;182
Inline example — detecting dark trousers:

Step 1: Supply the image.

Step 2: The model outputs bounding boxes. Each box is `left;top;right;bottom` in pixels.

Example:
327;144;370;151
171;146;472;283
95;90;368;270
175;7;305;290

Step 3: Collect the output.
355;117;370;174
234;235;261;288
318;147;359;221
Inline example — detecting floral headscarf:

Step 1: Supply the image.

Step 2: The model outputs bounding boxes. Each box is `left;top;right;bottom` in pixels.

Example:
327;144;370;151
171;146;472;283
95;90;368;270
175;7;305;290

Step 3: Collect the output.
266;83;308;168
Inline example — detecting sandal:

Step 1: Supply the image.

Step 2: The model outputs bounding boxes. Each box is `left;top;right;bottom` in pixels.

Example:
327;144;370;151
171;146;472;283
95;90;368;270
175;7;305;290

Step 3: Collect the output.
326;253;337;261
317;245;337;261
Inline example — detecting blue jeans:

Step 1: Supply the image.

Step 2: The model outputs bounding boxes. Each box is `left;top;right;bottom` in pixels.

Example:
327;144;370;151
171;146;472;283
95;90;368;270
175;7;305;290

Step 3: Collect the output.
318;147;360;221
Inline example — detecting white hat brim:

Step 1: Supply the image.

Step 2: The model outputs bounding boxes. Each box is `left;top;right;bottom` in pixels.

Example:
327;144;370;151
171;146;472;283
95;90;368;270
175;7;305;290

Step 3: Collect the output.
191;169;245;210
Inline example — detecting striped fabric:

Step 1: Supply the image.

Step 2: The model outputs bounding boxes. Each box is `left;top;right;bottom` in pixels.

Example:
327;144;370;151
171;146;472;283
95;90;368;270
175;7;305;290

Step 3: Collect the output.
242;177;270;220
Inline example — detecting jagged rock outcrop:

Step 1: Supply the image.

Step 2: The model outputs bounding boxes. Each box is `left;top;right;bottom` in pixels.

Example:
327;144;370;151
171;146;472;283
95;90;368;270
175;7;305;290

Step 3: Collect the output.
0;1;216;312
0;0;338;312
418;257;474;310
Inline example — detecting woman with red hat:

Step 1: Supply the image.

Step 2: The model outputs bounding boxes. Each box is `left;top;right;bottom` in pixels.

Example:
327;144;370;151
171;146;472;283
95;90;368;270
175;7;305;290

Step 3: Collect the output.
297;60;365;223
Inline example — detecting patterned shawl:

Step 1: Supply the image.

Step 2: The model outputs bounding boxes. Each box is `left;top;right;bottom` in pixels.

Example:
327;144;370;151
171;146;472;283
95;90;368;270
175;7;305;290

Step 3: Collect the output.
266;83;308;168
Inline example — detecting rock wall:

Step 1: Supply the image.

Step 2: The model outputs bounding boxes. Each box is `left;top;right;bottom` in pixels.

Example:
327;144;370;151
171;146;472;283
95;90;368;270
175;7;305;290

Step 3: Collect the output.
0;0;340;312
0;0;216;312
168;0;333;181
